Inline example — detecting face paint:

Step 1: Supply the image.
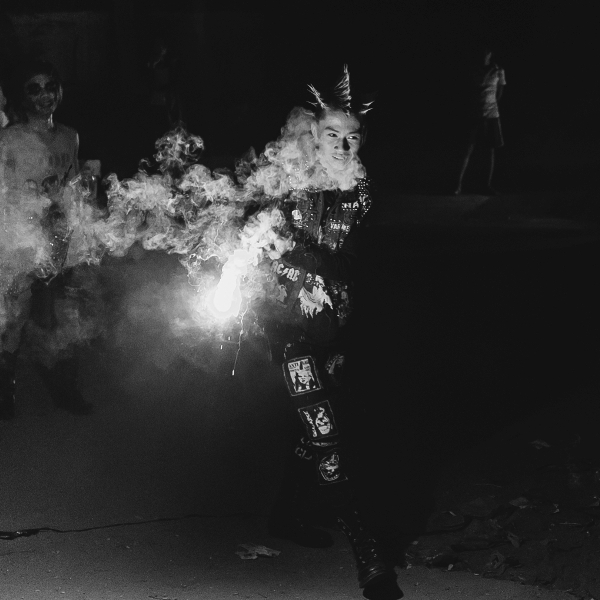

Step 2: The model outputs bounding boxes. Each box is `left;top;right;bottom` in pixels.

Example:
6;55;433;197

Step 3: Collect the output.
23;75;60;118
314;110;362;174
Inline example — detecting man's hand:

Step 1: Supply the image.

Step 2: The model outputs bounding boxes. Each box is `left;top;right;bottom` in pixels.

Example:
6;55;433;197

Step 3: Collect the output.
283;242;320;272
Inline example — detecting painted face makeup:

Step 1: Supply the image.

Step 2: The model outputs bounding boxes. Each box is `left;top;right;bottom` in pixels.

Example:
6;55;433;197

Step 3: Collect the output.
314;110;362;173
23;75;61;118
25;81;60;96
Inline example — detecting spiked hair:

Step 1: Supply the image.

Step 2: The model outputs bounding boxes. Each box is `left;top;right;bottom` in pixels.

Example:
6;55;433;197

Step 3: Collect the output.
331;64;352;112
307;65;374;117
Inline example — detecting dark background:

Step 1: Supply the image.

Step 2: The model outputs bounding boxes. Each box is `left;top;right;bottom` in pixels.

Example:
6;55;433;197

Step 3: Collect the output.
2;1;598;190
1;0;599;548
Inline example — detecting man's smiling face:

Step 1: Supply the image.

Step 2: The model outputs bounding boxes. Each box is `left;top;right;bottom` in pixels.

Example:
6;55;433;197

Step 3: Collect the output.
312;109;362;173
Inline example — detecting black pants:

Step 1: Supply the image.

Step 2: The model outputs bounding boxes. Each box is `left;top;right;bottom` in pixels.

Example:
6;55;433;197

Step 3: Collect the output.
281;338;353;508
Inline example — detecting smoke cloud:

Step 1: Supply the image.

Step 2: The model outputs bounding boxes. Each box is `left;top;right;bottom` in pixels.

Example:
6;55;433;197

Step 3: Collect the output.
1;111;366;370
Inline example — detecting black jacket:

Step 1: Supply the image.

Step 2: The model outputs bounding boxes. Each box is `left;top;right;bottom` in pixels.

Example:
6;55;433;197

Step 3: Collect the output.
270;178;372;344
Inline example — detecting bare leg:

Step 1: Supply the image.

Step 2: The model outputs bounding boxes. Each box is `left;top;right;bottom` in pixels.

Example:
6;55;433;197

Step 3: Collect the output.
455;143;475;195
486;148;498;194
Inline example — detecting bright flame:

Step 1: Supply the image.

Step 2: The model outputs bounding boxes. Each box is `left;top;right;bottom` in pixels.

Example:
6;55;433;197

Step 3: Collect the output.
209;249;250;319
213;272;237;313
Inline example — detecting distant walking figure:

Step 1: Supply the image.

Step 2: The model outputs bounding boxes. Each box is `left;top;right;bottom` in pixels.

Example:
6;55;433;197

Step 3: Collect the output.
455;47;506;195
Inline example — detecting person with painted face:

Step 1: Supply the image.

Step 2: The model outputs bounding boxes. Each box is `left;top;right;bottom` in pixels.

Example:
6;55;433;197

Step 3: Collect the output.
264;67;402;600
0;59;93;419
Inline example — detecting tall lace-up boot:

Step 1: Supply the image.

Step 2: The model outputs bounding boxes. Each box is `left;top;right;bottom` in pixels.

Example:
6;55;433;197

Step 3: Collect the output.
0;351;17;420
337;504;403;598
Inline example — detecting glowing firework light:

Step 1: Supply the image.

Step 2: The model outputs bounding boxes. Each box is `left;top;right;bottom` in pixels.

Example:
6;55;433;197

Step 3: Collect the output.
210;249;248;318
204;206;294;320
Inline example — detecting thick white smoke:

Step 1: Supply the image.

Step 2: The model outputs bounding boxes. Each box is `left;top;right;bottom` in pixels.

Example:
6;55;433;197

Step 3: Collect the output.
1;110;367;365
1;185;53;350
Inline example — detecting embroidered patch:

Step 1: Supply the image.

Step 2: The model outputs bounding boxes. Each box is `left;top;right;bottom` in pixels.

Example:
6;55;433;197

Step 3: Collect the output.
283;356;322;396
294;436;314;461
271;258;306;311
297;273;333;318
297;400;338;440
317;451;347;485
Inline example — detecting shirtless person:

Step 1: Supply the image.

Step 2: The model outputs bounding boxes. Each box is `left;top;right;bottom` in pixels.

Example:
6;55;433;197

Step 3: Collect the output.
0;59;92;418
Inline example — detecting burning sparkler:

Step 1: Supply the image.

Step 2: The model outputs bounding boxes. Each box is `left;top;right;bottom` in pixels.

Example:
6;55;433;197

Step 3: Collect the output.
205;206;295;320
209;249;248;319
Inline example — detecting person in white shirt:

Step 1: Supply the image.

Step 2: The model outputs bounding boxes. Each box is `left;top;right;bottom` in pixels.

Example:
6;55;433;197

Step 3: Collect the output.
455;47;506;195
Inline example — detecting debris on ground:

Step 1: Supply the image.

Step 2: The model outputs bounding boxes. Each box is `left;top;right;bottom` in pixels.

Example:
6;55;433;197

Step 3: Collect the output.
402;399;600;600
236;543;281;560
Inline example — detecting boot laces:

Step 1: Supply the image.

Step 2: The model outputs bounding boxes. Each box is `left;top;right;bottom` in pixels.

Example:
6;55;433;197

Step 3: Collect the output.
338;515;380;565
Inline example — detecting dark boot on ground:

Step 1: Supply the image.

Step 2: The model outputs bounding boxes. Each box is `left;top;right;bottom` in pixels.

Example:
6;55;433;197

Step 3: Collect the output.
37;358;93;416
337;505;402;596
268;451;334;548
0;351;18;420
363;574;404;600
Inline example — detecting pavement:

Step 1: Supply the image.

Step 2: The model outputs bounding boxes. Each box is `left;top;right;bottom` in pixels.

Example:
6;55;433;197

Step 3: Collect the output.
369;189;599;252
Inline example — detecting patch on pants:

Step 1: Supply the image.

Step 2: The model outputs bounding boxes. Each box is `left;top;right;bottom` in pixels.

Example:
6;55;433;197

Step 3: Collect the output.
298;400;338;440
317;450;347;485
294;436;314;461
283;356;322;396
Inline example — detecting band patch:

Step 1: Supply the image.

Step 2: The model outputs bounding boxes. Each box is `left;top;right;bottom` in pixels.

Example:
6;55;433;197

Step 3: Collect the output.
317;450;347;485
283;356;322;396
294;436;314;461
271;258;306;312
297;400;338;440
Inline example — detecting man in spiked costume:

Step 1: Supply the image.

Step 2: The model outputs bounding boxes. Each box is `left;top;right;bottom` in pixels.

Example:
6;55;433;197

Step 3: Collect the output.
264;67;403;600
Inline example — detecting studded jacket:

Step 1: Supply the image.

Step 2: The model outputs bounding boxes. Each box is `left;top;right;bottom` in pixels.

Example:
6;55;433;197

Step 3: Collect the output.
271;177;372;343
